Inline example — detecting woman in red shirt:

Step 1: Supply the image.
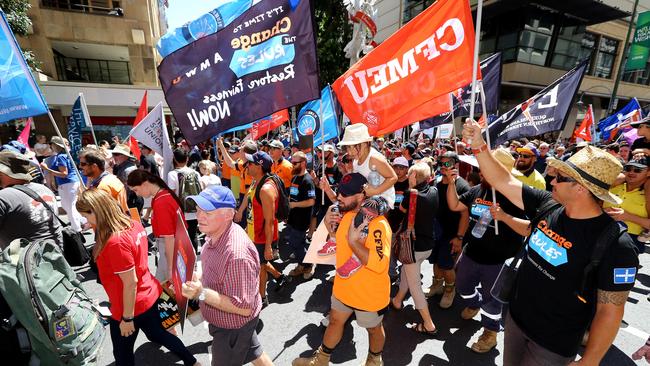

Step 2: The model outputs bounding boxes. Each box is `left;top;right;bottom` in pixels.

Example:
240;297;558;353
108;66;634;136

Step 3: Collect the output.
76;189;198;366
127;170;186;282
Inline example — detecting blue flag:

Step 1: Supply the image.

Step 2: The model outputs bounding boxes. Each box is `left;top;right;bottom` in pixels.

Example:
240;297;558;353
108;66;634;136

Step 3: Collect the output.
67;97;85;164
294;86;340;147
597;98;643;142
0;11;48;124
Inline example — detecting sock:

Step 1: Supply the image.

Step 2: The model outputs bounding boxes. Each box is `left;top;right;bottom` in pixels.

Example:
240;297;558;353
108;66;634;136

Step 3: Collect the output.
369;350;383;357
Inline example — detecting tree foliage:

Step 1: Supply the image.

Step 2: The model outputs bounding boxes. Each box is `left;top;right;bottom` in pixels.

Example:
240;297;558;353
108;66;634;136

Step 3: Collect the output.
313;1;352;87
0;0;40;71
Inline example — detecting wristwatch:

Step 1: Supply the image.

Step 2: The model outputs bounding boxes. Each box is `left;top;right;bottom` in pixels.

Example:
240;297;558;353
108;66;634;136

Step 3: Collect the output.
198;288;207;302
122;316;134;322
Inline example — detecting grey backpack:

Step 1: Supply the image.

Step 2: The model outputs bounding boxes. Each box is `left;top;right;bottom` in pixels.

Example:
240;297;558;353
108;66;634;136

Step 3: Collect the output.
0;239;105;365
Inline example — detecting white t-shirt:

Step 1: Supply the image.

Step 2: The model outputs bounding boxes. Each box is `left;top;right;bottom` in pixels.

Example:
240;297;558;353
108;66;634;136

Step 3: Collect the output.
200;174;221;189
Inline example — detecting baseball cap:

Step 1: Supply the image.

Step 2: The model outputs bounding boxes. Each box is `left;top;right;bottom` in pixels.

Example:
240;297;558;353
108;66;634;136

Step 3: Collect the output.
269;140;284;149
228;145;240;154
245;151;273;171
338;173;367;197
392;156;409;167
186;185;236;211
516;144;539;157
625;157;648;169
402;142;416;153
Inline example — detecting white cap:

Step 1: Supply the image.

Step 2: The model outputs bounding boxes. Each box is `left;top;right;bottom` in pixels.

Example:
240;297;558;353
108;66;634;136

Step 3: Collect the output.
392;156;409;167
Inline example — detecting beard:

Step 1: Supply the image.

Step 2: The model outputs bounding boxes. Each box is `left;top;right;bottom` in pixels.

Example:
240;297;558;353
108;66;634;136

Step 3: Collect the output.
291;166;302;175
339;199;360;213
516;161;532;171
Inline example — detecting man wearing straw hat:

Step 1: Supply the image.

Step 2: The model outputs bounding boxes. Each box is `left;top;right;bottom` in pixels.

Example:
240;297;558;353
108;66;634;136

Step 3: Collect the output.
462;119;638;365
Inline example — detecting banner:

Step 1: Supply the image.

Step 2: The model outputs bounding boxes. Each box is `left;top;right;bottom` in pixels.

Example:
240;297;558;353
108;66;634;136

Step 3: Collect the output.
598;98;643;142
130;92;148;160
250;109;288;140
419;52;501;129
171;212;197;333
572;104;594;142
293;85;340;147
67;97;86;164
158;0;320;145
332;0;478;136
487;60;588;146
17;118;32;148
0;11;49;124
436;123;454;139
129;102;174;178
625;11;650;71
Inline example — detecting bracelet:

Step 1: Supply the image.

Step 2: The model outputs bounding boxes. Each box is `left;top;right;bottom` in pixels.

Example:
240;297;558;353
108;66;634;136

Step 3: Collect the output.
122;316;134;322
471;144;489;155
455;235;464;240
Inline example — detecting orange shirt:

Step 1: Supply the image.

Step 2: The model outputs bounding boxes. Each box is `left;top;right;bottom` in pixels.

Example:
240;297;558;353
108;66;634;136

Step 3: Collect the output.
332;212;391;312
97;174;129;213
236;160;252;195
221;162;232;180
272;158;293;189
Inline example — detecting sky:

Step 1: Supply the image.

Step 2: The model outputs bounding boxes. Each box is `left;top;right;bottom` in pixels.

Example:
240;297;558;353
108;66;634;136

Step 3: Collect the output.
165;0;230;30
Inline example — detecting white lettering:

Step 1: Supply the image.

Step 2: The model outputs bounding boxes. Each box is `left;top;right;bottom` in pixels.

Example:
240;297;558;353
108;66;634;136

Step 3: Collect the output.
200;59;211;71
437;18;464;51
387;49;419;84
367;64;390;94
343;71;370;104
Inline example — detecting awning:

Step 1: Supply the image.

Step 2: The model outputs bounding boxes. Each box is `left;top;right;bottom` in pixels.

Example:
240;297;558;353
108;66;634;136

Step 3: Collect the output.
477;0;630;25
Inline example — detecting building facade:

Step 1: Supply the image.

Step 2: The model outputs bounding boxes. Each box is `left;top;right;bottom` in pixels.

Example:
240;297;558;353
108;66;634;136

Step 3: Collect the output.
6;0;170;143
375;0;650;138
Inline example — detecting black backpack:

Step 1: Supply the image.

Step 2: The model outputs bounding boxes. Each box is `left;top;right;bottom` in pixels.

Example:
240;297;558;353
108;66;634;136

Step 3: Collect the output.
254;174;290;222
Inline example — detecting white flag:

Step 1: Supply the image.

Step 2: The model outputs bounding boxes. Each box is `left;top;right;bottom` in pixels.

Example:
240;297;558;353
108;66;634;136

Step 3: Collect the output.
129;102;173;178
436;123;454;139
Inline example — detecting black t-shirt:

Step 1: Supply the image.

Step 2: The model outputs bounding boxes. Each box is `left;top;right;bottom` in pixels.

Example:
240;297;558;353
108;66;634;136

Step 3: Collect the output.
313;163;342;211
287;173;316;230
510;185;639;357
140;155;160;177
401;183;439;252
437;177;471;239
459;185;525;265
387;179;410;232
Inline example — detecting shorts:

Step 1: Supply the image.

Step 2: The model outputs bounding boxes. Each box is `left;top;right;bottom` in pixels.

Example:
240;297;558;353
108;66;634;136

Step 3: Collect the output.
330;296;386;328
209;317;263;366
429;235;455;270
254;240;278;264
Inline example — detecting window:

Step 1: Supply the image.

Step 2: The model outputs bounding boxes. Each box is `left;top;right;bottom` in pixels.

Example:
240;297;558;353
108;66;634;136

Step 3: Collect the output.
592;36;618;78
622;62;650;85
402;0;436;24
41;0;120;14
53;51;131;84
550;27;593;70
516;13;554;65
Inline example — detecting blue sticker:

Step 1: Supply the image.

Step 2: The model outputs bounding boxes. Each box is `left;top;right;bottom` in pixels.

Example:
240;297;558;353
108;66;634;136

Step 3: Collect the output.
290;186;299;196
307;190;316;198
528;229;568;267
394;194;403;204
470;203;490;218
613;268;636;284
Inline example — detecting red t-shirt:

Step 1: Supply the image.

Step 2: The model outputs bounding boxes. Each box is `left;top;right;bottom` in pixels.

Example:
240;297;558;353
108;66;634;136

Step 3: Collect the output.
152;190;186;237
97;221;162;320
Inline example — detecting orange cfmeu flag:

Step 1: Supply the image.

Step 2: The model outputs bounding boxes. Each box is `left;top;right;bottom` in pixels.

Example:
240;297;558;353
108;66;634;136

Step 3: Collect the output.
332;0;479;136
573;104;594;142
251;109;289;140
130;91;147;160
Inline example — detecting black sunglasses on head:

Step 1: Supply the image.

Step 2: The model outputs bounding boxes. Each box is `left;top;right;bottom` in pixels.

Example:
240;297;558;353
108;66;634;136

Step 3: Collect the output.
341;158;352;164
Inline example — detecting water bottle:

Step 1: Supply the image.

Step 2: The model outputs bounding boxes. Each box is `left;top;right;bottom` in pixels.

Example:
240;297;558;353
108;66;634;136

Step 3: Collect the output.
329;203;341;235
471;208;492;238
368;165;382;187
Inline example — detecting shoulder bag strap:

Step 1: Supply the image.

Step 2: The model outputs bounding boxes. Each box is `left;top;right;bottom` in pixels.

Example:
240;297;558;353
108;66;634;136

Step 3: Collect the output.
10;185;68;227
407;189;417;231
576;220;622;303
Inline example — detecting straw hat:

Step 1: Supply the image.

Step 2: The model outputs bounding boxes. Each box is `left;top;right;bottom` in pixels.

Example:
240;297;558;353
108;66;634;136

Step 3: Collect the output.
492;148;523;177
111;144;133;157
50;136;67;149
0;151;33;181
547;146;622;204
338;124;373;146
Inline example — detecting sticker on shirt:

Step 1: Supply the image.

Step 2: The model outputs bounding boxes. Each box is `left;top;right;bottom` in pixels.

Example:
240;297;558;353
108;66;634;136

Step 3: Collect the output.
613;267;636;284
308;189;316;198
328;174;335;184
528;220;572;267
290;186;299;196
470;198;493;218
394;193;404;204
53;316;76;341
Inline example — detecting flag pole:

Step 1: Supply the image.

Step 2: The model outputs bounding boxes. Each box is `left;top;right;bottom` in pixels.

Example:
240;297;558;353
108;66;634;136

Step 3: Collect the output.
47;111;85;189
79;93;98;146
466;0;483;146
589;105;596;143
479;80;498;234
449;93;457;150
320;91;325;205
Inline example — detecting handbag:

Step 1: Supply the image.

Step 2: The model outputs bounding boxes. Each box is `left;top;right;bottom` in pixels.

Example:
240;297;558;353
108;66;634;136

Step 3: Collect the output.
393;189;418;264
11;185;90;266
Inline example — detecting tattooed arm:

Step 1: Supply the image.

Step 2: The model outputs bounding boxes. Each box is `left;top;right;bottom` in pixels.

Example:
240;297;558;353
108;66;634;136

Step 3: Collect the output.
573;290;629;365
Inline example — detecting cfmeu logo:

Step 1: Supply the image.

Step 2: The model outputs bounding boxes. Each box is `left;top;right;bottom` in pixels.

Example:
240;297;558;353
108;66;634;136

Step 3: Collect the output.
373;230;383;259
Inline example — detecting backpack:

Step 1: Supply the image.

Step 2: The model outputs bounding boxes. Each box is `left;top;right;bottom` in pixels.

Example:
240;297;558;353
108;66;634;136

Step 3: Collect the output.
177;169;202;213
0;239;105;365
254;174;290;222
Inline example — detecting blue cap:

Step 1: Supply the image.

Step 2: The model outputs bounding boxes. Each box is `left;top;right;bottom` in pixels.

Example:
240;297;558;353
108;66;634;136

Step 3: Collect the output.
245;151;273;171
186;186;236;211
0;141;27;155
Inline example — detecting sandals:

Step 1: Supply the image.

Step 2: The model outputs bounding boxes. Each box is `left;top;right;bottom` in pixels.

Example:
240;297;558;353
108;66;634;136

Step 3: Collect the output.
409;322;438;337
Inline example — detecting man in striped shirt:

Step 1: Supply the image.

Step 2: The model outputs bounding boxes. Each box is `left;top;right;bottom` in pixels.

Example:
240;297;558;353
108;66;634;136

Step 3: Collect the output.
182;185;273;366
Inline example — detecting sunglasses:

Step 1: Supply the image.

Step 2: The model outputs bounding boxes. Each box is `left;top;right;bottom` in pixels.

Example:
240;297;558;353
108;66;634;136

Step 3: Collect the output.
518;154;534;159
624;166;646;173
555;174;577;184
441;161;455;168
342;159;352;164
79;162;88;167
292;160;305;165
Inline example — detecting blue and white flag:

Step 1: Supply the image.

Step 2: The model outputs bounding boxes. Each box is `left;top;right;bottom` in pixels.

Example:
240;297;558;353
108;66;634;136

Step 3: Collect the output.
597;98;643;142
0;11;48;124
294;85;340;147
487;60;588;146
67;97;85;164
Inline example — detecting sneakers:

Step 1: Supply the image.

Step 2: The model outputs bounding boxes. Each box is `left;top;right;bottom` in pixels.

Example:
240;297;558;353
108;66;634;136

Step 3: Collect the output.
292;347;331;366
461;307;479;320
471;328;498;353
439;284;455;309
364;353;383;366
336;255;362;278
318;239;337;256
274;274;291;292
424;278;444;298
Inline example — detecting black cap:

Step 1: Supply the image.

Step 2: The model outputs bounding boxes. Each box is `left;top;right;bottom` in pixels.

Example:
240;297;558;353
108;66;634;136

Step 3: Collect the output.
402;142;416;153
338;173;367;197
626;157;648;169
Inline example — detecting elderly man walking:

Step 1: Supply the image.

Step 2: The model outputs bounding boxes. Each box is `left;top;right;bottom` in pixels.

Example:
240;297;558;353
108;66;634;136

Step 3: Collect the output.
182;185;273;366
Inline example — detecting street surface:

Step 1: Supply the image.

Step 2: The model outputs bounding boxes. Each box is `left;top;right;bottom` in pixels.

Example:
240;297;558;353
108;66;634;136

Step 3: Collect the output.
73;225;650;366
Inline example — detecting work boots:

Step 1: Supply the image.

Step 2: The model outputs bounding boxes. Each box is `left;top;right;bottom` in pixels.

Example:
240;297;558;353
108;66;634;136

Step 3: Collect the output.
471;328;498;353
292;347;331;366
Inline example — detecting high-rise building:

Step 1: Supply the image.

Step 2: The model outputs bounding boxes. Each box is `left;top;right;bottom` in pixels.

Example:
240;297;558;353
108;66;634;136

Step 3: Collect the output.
374;0;650;138
11;0;171;143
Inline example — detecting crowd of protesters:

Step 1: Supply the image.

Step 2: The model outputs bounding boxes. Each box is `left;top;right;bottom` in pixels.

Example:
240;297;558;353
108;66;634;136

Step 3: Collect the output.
0;114;649;366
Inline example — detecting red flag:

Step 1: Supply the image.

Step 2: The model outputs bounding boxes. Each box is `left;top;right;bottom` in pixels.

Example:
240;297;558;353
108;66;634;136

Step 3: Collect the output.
130;91;147;160
17;118;32;149
332;0;479;136
573;105;594;142
250;110;289;140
